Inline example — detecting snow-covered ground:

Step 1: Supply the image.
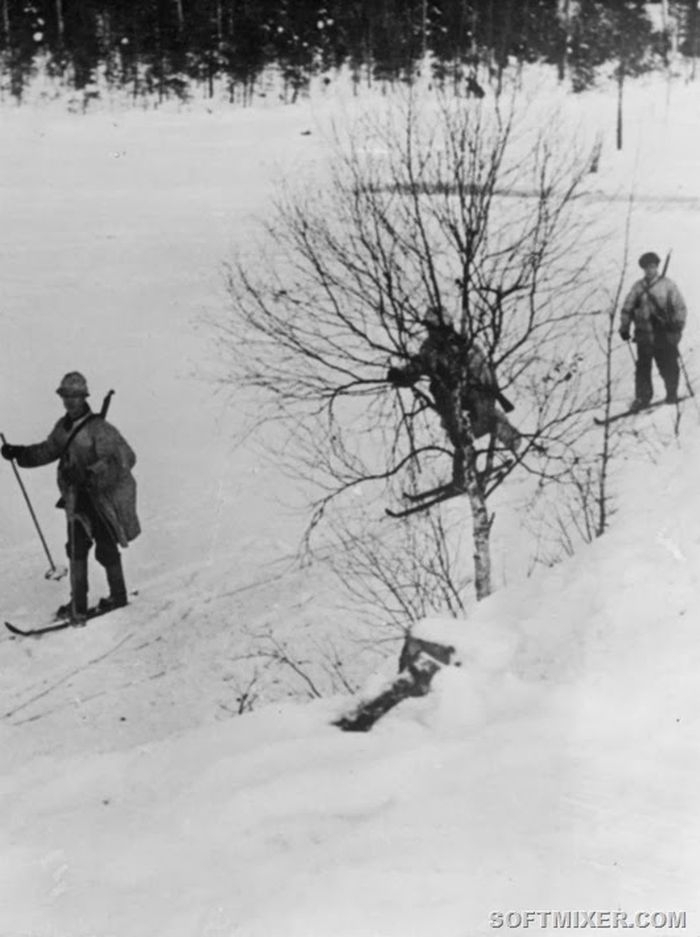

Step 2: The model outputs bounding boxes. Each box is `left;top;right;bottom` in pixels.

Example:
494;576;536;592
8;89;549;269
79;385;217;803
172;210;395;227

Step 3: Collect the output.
1;70;700;935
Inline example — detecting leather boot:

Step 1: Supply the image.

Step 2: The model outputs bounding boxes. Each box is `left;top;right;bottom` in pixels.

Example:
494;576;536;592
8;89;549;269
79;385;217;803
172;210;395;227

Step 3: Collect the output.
57;559;89;619
69;558;89;624
100;559;128;611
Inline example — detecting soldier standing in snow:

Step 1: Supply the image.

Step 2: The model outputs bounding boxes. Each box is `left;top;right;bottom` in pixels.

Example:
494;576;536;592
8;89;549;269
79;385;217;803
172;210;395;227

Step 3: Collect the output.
1;372;140;624
387;307;521;453
619;251;688;411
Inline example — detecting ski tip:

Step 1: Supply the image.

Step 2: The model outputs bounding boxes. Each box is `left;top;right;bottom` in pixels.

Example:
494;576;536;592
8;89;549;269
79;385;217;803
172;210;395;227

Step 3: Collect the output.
5;621;30;637
5;619;71;637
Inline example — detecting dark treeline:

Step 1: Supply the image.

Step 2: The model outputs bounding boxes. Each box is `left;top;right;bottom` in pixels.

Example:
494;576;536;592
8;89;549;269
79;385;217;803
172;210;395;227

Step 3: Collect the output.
0;0;696;104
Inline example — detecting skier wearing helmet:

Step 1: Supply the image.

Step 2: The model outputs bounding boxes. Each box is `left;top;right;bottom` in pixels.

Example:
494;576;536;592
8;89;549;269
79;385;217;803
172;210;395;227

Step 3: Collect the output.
1;372;140;624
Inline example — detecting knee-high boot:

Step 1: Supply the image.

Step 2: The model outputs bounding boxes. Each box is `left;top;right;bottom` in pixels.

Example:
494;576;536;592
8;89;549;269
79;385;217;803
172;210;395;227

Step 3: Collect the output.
104;557;128;608
70;558;89;620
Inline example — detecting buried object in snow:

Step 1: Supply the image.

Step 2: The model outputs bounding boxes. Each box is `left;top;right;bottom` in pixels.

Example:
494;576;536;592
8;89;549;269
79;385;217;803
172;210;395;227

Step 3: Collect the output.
333;633;455;732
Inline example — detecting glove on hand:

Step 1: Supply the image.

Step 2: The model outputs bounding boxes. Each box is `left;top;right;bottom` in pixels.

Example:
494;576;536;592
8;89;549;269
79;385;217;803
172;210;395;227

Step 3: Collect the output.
1;443;24;461
619;327;630;342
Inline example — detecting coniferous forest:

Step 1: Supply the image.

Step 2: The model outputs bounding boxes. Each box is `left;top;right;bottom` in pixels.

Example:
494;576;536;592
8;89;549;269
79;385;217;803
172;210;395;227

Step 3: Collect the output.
0;0;697;104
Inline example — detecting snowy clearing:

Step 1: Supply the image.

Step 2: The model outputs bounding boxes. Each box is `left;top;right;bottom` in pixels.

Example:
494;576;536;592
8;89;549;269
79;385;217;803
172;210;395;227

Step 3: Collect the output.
1;70;700;935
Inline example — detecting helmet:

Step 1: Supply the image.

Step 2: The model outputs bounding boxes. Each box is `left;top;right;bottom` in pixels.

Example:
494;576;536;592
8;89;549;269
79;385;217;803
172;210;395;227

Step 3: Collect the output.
56;371;90;397
638;251;661;269
423;306;451;328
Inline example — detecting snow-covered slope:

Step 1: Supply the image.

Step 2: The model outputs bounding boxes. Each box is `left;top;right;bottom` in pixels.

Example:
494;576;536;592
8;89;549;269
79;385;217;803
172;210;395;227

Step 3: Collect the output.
1;70;700;935
2;424;700;937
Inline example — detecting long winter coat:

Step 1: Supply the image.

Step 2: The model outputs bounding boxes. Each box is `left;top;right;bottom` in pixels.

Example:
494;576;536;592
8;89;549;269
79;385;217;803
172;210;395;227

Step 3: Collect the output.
620;275;687;345
16;410;140;547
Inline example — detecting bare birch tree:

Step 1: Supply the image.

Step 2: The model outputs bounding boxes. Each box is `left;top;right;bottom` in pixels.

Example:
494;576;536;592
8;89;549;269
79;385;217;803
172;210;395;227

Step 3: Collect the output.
220;92;606;604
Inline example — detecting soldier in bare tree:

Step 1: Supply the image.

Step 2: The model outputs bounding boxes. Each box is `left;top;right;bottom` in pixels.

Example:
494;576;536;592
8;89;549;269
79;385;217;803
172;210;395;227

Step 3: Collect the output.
387;306;521;453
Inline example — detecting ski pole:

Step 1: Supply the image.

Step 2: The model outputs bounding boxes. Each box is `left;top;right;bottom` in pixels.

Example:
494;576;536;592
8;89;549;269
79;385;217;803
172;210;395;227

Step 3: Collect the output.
678;351;694;398
0;432;67;581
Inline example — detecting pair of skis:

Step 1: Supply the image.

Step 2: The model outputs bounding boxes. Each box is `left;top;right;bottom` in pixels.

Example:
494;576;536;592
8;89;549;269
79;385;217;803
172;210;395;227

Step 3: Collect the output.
385;457;514;518
385;482;459;518
5;594;134;638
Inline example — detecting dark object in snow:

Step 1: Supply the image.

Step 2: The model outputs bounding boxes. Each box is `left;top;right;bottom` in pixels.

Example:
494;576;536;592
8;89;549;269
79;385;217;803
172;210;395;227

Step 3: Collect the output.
5;593;135;637
333;634;455;732
398;632;454;671
594;395;689;426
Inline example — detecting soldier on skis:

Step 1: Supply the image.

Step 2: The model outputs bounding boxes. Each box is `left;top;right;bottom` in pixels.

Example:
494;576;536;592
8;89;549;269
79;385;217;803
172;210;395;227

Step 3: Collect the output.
387;306;521;454
619;251;687;411
1;372;140;624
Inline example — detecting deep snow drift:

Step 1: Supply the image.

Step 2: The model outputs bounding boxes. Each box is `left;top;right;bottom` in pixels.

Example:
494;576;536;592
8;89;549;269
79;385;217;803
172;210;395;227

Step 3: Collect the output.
1;70;700;935
2;426;700;937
